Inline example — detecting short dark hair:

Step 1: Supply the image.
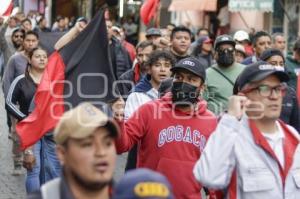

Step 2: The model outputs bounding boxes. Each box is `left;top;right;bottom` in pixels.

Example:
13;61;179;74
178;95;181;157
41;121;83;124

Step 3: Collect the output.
252;31;271;46
170;26;191;40
136;40;155;52
25;30;39;40
145;50;176;68
21;18;32;25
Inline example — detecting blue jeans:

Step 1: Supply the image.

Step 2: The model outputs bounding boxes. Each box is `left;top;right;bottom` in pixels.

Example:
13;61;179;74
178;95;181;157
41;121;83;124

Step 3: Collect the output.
26;134;61;193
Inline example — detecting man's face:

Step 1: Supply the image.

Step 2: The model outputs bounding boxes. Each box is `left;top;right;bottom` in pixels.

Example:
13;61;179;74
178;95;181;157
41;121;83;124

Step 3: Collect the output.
202;41;213;53
22;21;32;32
12;31;24;48
148;58;172;85
23;34;39;53
244;75;285;120
173;70;203;89
254;36;271;56
58;19;65;29
57;127;116;189
106;20;113;40
8;18;17;28
273;35;286;52
171;31;191;55
136;46;153;68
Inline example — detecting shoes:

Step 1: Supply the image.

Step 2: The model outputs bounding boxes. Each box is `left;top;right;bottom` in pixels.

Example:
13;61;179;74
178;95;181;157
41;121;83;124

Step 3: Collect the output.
11;165;23;176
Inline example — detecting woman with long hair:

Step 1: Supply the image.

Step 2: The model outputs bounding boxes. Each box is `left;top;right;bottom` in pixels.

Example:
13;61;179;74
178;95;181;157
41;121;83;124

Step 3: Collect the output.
6;47;61;193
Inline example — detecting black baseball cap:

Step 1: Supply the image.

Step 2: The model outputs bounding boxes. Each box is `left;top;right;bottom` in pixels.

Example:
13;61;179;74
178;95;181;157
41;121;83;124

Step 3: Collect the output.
171;57;206;81
233;61;289;94
260;48;284;61
214;34;236;50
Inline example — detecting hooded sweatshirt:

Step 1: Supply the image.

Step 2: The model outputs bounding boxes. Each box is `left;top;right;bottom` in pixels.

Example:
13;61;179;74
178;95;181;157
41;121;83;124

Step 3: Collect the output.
116;93;217;199
124;75;158;120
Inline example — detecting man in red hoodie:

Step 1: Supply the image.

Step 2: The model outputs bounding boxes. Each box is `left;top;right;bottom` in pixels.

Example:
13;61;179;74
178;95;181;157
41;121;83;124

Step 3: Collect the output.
115;57;217;198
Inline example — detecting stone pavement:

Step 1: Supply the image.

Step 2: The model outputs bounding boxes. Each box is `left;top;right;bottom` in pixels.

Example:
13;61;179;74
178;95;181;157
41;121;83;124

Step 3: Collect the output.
0;85;26;199
0;84;126;199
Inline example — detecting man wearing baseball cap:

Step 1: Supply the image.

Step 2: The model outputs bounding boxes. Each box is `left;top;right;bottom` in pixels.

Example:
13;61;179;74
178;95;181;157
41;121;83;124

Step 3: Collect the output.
113;168;174;199
194;61;300;198
116;57;217;198
204;34;245;115
28;103;119;199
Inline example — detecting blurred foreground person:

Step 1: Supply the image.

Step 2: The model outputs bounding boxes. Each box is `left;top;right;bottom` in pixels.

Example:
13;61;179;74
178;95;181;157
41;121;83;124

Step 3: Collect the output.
113;168;174;199
28;103;119;199
194;61;300;199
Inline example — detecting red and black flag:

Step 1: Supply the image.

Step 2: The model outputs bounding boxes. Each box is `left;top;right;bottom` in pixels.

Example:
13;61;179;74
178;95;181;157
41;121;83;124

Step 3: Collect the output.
16;9;117;149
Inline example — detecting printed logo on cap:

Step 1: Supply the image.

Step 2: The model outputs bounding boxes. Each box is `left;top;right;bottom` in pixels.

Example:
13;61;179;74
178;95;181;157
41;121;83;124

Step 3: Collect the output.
134;182;170;198
258;64;285;71
182;60;195;66
221;37;229;41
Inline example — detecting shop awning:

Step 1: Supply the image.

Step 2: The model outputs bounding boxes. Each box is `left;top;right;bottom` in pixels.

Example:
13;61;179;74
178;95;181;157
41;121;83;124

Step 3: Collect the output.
229;0;274;12
168;0;217;12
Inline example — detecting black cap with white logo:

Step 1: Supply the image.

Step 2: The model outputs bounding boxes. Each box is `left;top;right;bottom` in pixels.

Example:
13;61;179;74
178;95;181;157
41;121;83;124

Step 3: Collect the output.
171;57;206;81
233;61;290;94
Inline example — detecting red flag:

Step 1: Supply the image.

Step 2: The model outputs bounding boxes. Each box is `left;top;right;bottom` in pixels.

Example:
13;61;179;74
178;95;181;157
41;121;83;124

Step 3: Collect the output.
1;0;13;16
16;9;117;149
140;0;160;26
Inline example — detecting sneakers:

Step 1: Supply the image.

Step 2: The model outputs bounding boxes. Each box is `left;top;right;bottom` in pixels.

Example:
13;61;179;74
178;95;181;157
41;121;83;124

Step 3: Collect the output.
11;165;23;176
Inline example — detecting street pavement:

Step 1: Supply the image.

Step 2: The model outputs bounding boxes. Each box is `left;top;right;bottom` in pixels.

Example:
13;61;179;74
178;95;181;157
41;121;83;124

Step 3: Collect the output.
0;84;127;198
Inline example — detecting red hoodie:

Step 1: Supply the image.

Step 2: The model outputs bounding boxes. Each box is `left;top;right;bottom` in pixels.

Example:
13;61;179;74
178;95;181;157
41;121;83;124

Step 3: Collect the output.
116;93;217;199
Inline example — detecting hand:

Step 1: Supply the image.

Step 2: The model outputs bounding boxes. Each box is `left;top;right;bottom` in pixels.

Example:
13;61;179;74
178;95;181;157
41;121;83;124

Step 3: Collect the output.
23;153;36;171
153;37;170;49
227;95;250;120
75;21;87;32
112;98;125;122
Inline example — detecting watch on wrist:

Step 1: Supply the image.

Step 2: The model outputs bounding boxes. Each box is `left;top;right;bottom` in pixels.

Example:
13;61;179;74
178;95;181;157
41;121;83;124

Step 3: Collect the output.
24;150;33;155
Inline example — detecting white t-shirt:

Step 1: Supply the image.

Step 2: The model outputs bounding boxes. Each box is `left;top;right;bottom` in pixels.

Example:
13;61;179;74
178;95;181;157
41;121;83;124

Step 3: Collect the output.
262;122;285;168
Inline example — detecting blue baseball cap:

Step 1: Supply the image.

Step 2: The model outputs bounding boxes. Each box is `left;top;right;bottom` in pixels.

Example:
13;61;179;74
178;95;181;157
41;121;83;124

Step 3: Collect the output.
113;169;174;199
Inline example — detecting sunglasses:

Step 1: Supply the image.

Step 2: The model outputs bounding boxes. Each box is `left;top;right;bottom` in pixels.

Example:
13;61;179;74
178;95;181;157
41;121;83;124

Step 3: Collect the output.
14;34;24;38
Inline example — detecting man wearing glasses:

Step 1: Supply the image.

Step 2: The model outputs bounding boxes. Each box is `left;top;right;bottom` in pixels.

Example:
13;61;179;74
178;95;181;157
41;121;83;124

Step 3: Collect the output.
194;61;300;198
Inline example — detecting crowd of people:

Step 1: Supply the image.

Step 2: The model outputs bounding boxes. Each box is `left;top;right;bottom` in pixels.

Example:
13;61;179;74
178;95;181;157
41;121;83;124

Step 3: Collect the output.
1;5;300;199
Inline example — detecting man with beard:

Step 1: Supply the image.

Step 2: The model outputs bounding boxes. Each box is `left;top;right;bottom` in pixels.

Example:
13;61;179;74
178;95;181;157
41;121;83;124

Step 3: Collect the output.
169;26;192;62
118;41;155;97
2;30;39;175
204;35;245;115
194;61;300;199
115;57;217;198
0;27;25;77
3;30;39;97
28;103;119;199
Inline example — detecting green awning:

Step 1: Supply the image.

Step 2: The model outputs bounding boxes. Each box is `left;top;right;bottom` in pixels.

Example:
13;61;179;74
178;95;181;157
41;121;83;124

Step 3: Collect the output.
229;0;274;12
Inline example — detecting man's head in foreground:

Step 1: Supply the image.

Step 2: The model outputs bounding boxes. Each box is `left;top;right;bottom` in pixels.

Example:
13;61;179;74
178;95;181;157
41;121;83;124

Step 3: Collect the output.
54;103;119;191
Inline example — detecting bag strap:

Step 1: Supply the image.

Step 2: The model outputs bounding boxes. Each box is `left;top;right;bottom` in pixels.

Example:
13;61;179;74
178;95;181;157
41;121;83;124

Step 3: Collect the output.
211;66;235;86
